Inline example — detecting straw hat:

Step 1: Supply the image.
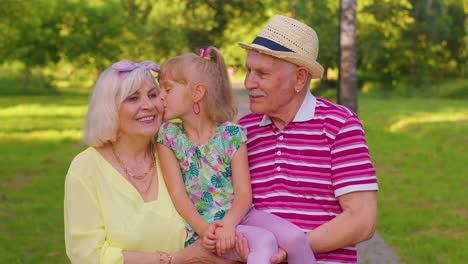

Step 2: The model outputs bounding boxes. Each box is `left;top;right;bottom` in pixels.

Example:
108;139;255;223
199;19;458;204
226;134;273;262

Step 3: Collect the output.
239;15;324;79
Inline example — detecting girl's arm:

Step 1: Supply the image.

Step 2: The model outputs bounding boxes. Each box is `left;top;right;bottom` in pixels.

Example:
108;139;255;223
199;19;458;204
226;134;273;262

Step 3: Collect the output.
215;143;253;255
222;143;252;226
157;143;210;237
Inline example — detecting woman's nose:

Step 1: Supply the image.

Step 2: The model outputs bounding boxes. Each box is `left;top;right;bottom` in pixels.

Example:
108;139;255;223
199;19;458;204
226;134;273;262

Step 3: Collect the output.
141;96;154;109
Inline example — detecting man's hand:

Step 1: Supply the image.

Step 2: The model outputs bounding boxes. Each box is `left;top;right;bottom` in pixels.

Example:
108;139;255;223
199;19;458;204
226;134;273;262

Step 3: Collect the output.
233;233;249;262
215;223;236;256
270;247;287;264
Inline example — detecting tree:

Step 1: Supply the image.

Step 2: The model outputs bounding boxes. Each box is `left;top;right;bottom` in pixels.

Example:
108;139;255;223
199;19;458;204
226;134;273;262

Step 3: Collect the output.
338;0;358;113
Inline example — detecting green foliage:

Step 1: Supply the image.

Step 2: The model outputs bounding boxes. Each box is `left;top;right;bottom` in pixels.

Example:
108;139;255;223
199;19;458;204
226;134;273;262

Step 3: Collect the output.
0;0;465;95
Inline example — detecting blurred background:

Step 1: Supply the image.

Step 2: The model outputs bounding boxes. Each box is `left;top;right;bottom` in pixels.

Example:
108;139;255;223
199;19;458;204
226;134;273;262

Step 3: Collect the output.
0;0;466;263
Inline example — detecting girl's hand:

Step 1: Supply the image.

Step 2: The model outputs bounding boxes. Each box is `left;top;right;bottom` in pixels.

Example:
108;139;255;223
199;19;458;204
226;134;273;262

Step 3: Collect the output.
215;224;236;256
202;221;223;252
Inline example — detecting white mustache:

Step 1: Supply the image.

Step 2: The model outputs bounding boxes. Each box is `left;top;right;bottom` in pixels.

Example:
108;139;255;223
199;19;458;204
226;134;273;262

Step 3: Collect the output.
248;89;267;97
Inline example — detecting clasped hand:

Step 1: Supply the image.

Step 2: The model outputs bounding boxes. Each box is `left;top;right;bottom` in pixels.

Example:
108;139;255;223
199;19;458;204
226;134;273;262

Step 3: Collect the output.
200;221;287;263
201;221;236;256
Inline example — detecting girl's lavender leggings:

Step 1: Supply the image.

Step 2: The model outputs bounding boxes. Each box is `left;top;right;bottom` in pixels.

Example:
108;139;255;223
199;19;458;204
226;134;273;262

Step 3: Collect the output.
223;208;316;264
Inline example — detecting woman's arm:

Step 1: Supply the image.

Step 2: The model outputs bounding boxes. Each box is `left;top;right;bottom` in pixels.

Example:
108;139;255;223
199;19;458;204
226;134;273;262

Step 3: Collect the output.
157;143;210;237
64;169;124;263
123;239;237;264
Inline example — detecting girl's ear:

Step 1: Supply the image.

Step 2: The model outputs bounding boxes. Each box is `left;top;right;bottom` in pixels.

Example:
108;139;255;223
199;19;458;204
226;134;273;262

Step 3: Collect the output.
192;83;207;102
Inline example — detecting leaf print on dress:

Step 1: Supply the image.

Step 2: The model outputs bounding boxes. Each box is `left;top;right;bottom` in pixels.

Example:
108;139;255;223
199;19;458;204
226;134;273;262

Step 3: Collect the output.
201;191;214;204
220;167;232;180
210;175;224;188
196;199;207;215
225;126;240;136
193;147;202;168
189;163;199;179
214;210;226;221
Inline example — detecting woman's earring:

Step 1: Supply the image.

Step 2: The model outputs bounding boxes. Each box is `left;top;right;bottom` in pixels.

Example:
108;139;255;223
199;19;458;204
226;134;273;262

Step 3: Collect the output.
192;102;200;115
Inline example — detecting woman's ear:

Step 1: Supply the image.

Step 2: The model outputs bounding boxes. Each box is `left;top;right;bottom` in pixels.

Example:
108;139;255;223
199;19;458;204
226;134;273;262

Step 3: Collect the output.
192;83;207;102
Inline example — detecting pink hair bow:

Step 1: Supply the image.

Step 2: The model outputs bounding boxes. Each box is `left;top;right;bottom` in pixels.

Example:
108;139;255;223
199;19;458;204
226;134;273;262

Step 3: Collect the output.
111;60;160;80
199;48;210;60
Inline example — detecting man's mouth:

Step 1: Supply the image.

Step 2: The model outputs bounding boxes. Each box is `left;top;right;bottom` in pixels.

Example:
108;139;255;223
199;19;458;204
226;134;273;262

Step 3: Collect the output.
248;90;267;97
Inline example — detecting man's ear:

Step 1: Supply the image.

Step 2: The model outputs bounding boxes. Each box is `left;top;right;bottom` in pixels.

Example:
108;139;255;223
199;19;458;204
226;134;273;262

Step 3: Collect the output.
192;83;207;102
294;67;310;93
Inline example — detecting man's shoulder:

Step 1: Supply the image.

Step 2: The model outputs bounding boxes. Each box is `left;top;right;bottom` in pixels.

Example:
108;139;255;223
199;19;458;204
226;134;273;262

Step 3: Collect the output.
237;112;263;127
315;97;357;119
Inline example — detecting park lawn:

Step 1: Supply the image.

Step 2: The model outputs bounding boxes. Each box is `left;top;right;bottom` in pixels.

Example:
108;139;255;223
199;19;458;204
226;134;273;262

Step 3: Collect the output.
0;93;467;263
0;94;88;263
360;96;468;263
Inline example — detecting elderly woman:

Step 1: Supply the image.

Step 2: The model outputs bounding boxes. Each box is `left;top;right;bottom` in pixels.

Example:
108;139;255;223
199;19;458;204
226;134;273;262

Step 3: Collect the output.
64;60;235;264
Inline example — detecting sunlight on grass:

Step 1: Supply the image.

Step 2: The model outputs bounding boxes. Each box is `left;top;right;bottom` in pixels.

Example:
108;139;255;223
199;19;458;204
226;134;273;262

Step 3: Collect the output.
388;110;468;132
0;129;82;141
0;104;86;117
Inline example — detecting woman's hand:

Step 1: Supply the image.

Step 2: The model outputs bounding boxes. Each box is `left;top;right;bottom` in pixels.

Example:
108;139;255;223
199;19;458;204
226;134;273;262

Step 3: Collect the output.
175;239;236;264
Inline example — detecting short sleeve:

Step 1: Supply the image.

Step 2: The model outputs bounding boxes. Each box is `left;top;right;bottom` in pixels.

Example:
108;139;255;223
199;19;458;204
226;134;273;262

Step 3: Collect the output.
330;114;378;197
222;122;247;159
157;121;181;151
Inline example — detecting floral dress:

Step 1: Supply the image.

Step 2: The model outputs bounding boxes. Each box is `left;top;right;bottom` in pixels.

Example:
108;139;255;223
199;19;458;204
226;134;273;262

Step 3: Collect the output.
157;121;247;246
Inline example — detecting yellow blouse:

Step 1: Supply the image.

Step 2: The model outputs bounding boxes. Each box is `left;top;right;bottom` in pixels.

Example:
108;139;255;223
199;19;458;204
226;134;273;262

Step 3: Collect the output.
64;147;186;264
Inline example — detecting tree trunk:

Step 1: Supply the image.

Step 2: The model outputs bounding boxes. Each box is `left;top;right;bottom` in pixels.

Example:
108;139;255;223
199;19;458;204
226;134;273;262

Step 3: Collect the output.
338;0;358;113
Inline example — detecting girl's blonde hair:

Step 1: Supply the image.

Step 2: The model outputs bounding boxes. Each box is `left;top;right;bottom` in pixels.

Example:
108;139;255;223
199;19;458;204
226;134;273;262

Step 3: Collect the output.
158;46;237;122
83;67;158;147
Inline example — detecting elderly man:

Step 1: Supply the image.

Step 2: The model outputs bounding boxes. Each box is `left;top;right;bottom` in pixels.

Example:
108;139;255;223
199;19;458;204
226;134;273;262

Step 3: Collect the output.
237;15;378;263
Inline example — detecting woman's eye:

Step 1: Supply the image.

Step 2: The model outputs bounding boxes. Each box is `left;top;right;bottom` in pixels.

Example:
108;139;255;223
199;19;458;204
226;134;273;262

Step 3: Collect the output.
149;92;158;98
126;96;138;102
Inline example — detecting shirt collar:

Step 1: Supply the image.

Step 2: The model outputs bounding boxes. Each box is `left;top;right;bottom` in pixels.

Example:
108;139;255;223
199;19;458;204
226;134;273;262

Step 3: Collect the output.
259;91;317;126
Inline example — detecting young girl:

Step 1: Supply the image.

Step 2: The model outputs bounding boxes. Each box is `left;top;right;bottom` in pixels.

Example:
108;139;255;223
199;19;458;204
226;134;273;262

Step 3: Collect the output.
156;47;316;264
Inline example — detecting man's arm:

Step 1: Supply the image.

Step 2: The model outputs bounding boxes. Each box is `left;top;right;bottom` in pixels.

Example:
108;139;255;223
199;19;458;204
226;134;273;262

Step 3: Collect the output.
306;190;377;253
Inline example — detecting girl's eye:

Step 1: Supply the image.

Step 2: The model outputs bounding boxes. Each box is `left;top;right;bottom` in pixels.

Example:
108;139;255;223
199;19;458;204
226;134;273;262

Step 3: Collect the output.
149;92;158;98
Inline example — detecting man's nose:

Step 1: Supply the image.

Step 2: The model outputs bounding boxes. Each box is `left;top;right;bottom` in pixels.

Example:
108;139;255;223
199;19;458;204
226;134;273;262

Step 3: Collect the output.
244;73;257;90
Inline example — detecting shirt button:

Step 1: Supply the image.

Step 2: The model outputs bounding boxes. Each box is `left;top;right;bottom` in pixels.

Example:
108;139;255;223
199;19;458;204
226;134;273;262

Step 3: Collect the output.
276;166;281;172
276;150;281;156
279;135;284;140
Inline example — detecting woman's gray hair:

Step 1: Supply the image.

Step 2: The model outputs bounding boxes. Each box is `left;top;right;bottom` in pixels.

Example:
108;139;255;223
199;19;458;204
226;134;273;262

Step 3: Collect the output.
83;67;158;147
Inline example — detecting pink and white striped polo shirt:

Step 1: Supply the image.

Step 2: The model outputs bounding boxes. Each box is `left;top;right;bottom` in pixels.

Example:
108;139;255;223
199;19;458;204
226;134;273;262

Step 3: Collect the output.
238;92;378;263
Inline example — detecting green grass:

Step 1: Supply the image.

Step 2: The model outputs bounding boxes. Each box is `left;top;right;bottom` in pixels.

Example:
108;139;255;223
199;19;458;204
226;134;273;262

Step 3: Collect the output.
0;92;467;263
0;93;88;263
360;96;468;263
